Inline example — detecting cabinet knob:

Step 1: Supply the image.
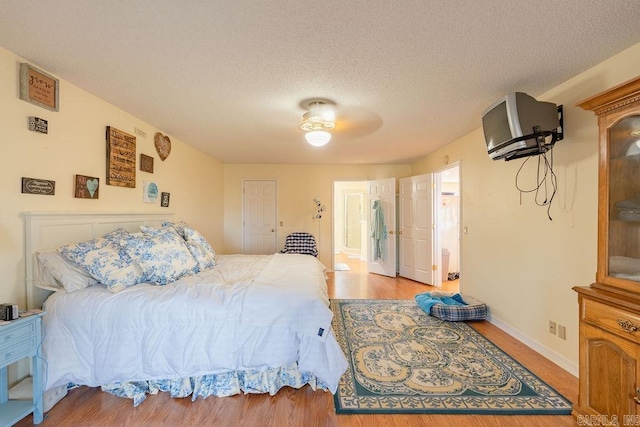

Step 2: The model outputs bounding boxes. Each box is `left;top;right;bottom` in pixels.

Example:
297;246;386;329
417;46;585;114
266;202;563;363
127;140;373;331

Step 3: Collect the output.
389;230;394;235
617;319;639;333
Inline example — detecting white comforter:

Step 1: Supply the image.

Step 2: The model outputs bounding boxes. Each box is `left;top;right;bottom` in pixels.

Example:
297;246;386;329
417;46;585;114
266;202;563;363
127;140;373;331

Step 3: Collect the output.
42;253;347;393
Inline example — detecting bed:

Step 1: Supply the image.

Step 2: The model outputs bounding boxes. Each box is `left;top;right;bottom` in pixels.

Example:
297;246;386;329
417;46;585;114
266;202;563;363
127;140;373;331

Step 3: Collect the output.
22;212;348;407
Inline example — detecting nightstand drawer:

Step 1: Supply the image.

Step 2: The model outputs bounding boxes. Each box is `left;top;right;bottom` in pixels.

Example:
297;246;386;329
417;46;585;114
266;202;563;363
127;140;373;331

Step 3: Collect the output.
0;321;36;349
0;336;37;366
582;298;640;344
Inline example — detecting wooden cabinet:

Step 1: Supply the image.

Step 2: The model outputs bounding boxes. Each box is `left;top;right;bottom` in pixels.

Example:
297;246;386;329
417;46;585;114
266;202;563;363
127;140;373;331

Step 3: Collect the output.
574;76;640;419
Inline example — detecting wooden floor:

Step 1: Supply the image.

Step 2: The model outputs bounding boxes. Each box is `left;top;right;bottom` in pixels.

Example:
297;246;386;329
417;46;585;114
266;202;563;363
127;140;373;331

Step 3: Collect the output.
16;260;577;427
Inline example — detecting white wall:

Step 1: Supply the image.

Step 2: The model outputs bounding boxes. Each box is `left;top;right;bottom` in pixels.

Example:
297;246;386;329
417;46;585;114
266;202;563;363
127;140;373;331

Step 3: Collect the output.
411;42;640;374
0;46;225;308
223;164;412;267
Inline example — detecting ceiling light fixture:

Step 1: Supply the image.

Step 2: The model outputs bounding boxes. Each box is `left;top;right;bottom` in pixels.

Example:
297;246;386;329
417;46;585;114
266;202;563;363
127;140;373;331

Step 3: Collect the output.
300;101;335;147
305;131;332;146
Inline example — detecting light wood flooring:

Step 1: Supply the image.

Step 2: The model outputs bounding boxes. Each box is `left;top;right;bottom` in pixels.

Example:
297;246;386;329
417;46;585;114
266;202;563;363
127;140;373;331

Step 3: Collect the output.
16;262;577;427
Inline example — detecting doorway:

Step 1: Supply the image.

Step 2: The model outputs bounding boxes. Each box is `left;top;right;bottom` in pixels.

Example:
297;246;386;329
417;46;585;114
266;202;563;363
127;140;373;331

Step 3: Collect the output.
333;180;367;272
435;164;460;291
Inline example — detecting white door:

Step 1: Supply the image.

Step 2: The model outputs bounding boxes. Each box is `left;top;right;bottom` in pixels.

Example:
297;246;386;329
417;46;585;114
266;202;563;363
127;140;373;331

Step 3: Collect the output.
399;177;415;279
398;174;438;285
367;177;396;277
243;180;277;254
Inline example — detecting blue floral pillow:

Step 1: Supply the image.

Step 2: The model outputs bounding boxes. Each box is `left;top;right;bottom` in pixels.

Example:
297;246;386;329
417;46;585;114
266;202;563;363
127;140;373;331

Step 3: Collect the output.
161;221;190;239
183;226;216;271
122;227;198;285
58;228;145;293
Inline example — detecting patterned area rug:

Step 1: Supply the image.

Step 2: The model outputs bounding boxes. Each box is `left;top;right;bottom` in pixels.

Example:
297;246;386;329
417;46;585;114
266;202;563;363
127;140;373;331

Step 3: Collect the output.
331;299;572;415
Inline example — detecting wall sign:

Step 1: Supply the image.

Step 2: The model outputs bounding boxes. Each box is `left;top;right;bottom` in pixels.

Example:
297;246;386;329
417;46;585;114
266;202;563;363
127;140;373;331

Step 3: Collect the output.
143;181;158;203
140;153;154;173
106;126;136;188
161;192;170;207
19;63;59;112
154;132;171;161
28;116;48;134
21;177;55;195
75;175;100;199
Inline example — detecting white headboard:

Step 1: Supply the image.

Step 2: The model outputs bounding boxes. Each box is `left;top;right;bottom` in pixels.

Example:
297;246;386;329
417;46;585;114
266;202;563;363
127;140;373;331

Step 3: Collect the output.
22;211;174;309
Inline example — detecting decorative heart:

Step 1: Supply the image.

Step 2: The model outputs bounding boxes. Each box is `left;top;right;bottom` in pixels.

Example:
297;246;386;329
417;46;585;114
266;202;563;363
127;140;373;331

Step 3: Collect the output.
154;132;171;161
86;179;99;198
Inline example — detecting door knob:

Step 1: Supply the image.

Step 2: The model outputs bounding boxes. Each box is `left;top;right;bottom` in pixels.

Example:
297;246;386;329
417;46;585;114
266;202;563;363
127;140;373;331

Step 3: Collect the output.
271;229;275;232
389;230;394;235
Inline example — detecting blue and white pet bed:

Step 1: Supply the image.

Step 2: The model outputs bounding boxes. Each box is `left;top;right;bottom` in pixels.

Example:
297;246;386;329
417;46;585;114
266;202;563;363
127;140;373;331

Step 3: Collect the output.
415;291;487;321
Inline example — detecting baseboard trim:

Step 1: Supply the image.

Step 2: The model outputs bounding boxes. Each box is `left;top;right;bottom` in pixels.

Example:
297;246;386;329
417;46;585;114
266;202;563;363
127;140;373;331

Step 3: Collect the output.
488;315;578;377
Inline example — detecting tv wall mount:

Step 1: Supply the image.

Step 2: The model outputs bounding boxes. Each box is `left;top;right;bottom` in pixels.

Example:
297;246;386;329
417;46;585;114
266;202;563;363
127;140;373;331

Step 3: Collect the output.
502;105;564;161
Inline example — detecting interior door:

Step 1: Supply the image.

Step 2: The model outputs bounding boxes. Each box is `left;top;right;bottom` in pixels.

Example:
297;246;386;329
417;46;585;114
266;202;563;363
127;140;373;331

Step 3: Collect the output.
399;177;415;280
367;177;396;277
243;180;277;254
398;174;437;285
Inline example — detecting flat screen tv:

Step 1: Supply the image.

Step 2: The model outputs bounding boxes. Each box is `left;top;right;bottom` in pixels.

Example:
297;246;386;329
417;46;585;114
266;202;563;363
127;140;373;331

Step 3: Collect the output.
482;92;560;161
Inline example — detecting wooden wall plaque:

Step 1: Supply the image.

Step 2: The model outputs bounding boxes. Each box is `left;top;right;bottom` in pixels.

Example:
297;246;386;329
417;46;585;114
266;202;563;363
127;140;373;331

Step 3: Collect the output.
140;153;154;173
106;126;136;188
20;63;59;111
21;177;55;195
75;175;100;199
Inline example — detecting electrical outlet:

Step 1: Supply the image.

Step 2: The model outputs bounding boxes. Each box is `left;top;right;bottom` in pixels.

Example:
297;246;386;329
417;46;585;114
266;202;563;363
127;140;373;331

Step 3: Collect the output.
558;324;566;340
549;320;557;335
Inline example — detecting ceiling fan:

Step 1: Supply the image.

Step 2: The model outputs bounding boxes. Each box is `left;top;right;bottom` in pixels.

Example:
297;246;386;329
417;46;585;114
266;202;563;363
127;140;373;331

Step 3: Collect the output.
298;98;382;147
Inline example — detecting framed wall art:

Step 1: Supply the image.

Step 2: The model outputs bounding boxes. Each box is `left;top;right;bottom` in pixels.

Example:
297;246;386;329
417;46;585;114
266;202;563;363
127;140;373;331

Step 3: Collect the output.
161;192;170;207
20;63;59;112
140;154;154;173
106;126;136;188
143;181;159;203
75;175;100;199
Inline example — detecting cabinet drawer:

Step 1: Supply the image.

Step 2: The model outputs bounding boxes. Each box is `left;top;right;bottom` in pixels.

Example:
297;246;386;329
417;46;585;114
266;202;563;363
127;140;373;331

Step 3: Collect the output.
0;321;36;350
582;298;640;344
0;336;37;365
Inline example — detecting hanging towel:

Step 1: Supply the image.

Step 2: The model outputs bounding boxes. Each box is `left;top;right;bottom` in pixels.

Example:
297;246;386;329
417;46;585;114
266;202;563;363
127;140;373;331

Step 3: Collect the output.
371;200;387;261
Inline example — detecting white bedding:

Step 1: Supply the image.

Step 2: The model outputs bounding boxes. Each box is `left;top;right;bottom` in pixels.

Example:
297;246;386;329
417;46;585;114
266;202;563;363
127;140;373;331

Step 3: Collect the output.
42;253;347;395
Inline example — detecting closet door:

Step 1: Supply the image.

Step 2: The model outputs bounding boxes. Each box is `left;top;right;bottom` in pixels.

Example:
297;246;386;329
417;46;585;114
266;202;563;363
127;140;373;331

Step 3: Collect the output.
242;180;277;254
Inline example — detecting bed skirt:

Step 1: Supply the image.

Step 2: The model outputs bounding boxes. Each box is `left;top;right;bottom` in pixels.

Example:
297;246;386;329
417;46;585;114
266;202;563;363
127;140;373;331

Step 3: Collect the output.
101;362;328;406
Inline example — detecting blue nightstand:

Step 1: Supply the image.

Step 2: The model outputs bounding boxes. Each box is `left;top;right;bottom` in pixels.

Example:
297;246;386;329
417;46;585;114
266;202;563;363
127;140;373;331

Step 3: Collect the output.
0;314;44;426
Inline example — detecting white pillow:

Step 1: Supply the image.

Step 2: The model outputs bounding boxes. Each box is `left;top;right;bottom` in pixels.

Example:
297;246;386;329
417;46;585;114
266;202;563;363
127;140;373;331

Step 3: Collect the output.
36;251;99;292
58;228;146;293
122;227;198;285
183;226;216;271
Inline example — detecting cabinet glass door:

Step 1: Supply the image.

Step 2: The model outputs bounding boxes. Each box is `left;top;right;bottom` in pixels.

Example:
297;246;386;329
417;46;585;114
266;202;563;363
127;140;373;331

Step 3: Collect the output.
608;115;640;281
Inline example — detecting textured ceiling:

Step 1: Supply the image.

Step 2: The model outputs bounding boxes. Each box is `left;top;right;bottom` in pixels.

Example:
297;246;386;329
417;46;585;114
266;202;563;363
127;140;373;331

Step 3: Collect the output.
1;1;640;164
